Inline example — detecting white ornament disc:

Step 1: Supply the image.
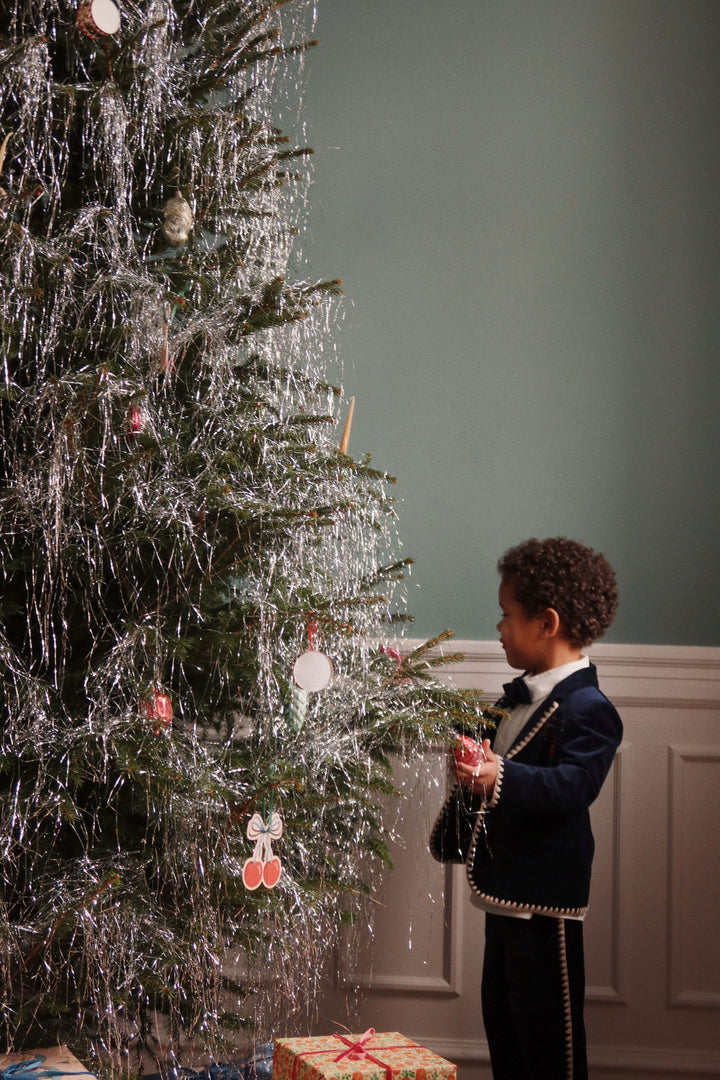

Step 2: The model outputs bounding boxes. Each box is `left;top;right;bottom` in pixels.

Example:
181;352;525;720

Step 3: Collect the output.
293;650;333;692
78;0;121;37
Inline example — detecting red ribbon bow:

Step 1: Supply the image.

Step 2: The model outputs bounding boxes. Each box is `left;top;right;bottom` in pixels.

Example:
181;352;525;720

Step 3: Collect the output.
333;1029;377;1065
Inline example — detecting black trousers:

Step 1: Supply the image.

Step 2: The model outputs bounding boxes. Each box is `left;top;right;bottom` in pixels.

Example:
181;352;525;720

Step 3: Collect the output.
481;912;587;1080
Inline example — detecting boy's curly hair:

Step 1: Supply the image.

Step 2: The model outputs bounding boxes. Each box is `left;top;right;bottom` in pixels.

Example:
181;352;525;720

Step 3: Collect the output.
498;537;618;647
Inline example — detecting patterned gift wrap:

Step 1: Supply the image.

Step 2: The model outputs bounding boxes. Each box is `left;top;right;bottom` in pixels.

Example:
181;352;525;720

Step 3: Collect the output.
273;1030;456;1080
0;1048;95;1080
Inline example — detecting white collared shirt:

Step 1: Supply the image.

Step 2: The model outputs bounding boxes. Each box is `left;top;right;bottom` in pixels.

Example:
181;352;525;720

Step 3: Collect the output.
492;656;590;756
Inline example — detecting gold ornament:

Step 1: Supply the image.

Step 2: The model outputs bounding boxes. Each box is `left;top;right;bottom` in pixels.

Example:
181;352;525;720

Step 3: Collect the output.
0;132;10;213
161;191;193;246
339;396;355;455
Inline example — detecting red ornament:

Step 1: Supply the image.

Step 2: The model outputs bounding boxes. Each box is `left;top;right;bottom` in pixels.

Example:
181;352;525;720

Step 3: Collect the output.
263;856;281;888
452;734;484;767
127;405;143;440
242;859;264;891
143;690;173;732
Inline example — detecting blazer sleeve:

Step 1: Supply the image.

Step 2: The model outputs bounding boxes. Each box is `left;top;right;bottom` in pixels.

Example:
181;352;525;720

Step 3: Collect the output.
496;690;622;814
429;782;484;863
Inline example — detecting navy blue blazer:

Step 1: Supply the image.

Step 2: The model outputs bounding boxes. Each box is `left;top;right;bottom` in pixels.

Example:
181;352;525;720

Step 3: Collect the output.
429;664;622;917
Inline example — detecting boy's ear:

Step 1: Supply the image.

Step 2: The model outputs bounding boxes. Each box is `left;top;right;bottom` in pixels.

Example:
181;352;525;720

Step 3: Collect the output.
540;607;562;638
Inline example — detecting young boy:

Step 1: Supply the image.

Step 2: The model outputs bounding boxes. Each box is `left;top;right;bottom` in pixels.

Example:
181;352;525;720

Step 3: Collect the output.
430;537;622;1080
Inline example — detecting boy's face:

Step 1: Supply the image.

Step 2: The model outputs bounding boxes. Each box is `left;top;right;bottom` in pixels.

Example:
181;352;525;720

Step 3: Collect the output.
497;577;552;675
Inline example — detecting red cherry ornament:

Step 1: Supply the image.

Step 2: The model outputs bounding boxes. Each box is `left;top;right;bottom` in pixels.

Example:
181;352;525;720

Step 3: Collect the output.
262;856;281;889
242;858;264;891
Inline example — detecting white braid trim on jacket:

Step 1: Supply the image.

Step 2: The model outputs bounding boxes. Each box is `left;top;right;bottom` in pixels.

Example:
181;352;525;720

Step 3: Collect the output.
465;700;589;918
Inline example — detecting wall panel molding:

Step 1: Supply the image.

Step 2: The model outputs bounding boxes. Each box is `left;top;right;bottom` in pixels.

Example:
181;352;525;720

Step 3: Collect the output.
402;639;720;710
355;861;464;997
318;642;720;1079
585;747;624;1004
667;744;720;1008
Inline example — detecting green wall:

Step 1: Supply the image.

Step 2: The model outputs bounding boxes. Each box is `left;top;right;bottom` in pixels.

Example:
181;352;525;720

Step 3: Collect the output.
300;0;720;646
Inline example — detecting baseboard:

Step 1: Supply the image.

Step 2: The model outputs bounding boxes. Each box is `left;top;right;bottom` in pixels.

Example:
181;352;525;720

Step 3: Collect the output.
422;1036;720;1075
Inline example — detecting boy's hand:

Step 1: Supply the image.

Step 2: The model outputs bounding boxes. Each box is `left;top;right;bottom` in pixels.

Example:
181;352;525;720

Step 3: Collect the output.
451;739;498;798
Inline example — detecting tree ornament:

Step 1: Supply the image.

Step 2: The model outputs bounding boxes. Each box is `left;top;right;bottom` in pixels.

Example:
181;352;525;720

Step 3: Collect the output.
77;0;121;39
292;616;334;692
292;650;333;692
161;192;193;246
380;643;403;667
452;734;485;768
339;395;355;455
242;811;283;890
0;133;10;214
143;689;173;733
284;682;308;732
126;404;144;441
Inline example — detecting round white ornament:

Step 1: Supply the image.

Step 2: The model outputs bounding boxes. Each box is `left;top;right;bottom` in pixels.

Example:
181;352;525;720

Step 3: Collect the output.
77;0;121;38
292;650;333;692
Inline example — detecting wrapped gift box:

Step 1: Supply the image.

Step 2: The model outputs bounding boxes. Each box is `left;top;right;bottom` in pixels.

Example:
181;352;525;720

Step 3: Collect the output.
0;1047;95;1080
273;1030;456;1080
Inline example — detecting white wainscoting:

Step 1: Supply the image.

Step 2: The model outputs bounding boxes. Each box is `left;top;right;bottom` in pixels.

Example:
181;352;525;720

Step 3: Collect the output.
315;642;720;1080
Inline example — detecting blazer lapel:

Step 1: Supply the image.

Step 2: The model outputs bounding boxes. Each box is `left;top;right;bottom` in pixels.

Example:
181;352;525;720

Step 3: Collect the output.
504;699;560;759
500;665;598;758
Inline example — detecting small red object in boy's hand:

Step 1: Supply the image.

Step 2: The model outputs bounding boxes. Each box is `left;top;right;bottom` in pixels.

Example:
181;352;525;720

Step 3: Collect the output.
452;734;484;767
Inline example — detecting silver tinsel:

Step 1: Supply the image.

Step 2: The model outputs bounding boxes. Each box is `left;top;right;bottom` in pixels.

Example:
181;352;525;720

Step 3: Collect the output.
0;0;491;1070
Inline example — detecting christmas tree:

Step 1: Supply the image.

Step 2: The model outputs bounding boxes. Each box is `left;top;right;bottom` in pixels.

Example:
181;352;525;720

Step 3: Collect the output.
0;0;495;1071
